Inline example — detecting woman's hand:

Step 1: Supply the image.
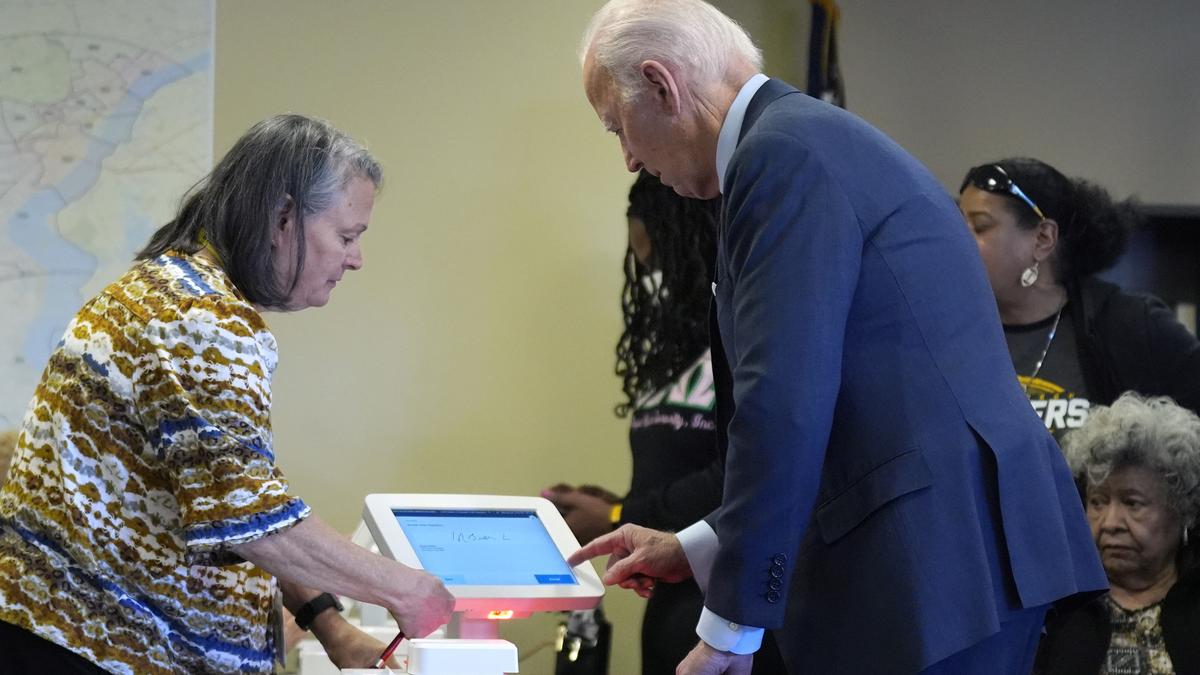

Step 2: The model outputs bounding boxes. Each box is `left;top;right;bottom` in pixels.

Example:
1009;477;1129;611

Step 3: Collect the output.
235;516;456;639
311;614;402;669
384;567;456;638
542;485;619;545
281;607;310;653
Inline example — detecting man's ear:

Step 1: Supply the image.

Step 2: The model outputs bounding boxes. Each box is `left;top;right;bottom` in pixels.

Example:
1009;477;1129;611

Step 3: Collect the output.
271;194;297;249
639;60;681;115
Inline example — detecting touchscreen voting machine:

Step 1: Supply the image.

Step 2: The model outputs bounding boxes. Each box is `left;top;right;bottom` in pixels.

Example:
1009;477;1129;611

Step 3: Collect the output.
363;493;604;637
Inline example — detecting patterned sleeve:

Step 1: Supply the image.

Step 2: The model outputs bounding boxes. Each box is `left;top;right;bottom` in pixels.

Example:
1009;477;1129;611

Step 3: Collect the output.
135;294;310;566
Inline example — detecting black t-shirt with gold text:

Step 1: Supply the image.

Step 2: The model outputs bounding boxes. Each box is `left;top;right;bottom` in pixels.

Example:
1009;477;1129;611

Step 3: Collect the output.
1005;305;1091;441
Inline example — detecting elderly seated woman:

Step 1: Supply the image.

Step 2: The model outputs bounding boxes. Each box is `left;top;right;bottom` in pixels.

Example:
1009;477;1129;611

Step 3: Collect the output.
1036;393;1200;674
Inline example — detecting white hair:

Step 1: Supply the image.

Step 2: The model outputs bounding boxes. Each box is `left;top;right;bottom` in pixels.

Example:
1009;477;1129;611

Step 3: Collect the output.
1062;392;1200;526
580;0;763;101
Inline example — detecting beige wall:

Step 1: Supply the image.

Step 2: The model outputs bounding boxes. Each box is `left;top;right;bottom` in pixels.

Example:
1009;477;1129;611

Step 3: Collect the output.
216;2;642;673
215;2;1197;673
837;0;1200;204
215;2;800;672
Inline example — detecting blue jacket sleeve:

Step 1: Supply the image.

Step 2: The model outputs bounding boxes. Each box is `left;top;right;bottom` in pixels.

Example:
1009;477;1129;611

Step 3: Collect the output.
706;131;862;628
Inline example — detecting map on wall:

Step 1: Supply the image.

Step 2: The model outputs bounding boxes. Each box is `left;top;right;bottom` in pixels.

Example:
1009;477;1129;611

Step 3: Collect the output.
0;0;213;430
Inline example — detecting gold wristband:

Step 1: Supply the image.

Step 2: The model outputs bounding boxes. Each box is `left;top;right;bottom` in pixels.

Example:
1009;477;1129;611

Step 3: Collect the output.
609;502;623;525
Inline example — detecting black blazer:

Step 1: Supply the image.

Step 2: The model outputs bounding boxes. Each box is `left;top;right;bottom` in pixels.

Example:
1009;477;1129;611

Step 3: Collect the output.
1071;275;1200;413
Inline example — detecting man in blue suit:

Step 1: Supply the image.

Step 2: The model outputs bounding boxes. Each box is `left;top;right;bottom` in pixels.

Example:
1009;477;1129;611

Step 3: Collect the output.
567;1;1106;674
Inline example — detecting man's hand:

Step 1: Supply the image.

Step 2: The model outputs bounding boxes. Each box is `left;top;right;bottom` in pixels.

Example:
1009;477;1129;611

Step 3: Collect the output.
567;524;692;597
677;641;753;675
542;487;615;545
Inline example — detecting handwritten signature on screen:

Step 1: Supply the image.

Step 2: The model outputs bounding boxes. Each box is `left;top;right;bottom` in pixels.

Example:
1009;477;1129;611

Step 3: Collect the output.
451;531;513;544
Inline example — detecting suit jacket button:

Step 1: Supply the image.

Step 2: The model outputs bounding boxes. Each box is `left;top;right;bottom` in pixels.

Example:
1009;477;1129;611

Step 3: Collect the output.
772;554;787;565
768;579;783;591
769;566;784;578
766;590;781;603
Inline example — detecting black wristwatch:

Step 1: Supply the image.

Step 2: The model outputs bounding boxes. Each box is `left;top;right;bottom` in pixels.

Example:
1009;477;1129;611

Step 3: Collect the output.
294;592;344;631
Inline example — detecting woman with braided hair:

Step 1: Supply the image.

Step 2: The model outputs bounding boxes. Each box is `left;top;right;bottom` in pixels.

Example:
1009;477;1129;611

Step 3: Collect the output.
614;170;717;422
544;171;785;674
958;157;1200;440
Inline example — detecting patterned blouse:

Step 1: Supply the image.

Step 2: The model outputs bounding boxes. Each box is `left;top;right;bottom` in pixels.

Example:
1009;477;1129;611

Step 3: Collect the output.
0;253;310;674
1101;595;1176;675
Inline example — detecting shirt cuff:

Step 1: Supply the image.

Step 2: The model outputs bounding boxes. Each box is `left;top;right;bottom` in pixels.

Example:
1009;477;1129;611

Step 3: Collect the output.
696;607;765;655
676;520;718;593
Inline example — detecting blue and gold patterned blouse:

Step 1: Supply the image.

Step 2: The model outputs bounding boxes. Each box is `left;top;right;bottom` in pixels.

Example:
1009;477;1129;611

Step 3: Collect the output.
0;253;309;674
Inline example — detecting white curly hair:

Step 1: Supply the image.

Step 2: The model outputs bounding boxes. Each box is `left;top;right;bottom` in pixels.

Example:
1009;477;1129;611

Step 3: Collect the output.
1062;392;1200;527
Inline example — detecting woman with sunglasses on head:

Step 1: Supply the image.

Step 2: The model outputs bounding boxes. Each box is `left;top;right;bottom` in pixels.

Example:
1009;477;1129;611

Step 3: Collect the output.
958;157;1200;440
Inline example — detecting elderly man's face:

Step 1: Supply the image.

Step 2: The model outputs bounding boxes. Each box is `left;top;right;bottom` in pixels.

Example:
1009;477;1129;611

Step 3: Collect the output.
583;55;717;199
1086;464;1183;585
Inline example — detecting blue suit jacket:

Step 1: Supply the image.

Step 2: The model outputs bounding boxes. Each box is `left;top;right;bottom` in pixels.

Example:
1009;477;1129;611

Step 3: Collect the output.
705;79;1106;673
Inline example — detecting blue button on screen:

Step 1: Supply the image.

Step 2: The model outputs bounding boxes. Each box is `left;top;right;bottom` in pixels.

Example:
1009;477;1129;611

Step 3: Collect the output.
534;574;575;584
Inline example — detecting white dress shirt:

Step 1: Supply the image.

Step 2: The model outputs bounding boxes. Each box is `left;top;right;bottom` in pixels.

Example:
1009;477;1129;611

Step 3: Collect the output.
678;72;770;656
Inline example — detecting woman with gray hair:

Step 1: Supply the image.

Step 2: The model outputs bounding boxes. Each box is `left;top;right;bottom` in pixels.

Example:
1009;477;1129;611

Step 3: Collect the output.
0;114;453;674
1036;393;1200;673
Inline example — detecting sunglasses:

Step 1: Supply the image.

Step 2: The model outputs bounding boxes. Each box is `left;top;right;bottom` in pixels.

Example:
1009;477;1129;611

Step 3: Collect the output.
960;164;1045;220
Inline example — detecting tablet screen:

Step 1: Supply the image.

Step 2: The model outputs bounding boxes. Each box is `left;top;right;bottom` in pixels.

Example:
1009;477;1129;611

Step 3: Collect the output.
392;508;579;586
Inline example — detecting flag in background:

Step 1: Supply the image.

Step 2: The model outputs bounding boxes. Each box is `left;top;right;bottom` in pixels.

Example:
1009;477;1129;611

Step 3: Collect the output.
807;0;846;108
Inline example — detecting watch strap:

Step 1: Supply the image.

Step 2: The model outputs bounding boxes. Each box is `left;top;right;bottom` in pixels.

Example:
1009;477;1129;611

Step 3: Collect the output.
294;592;343;631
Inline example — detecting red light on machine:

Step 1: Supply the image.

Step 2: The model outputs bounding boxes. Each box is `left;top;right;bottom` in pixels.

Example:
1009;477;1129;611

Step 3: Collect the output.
486;610;515;620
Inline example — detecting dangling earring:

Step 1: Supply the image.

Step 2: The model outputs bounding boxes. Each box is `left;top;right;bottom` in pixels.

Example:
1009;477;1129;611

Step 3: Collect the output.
1020;261;1039;288
1185;527;1190;547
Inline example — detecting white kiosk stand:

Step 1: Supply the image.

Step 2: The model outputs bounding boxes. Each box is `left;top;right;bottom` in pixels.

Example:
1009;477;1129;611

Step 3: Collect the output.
340;494;605;674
